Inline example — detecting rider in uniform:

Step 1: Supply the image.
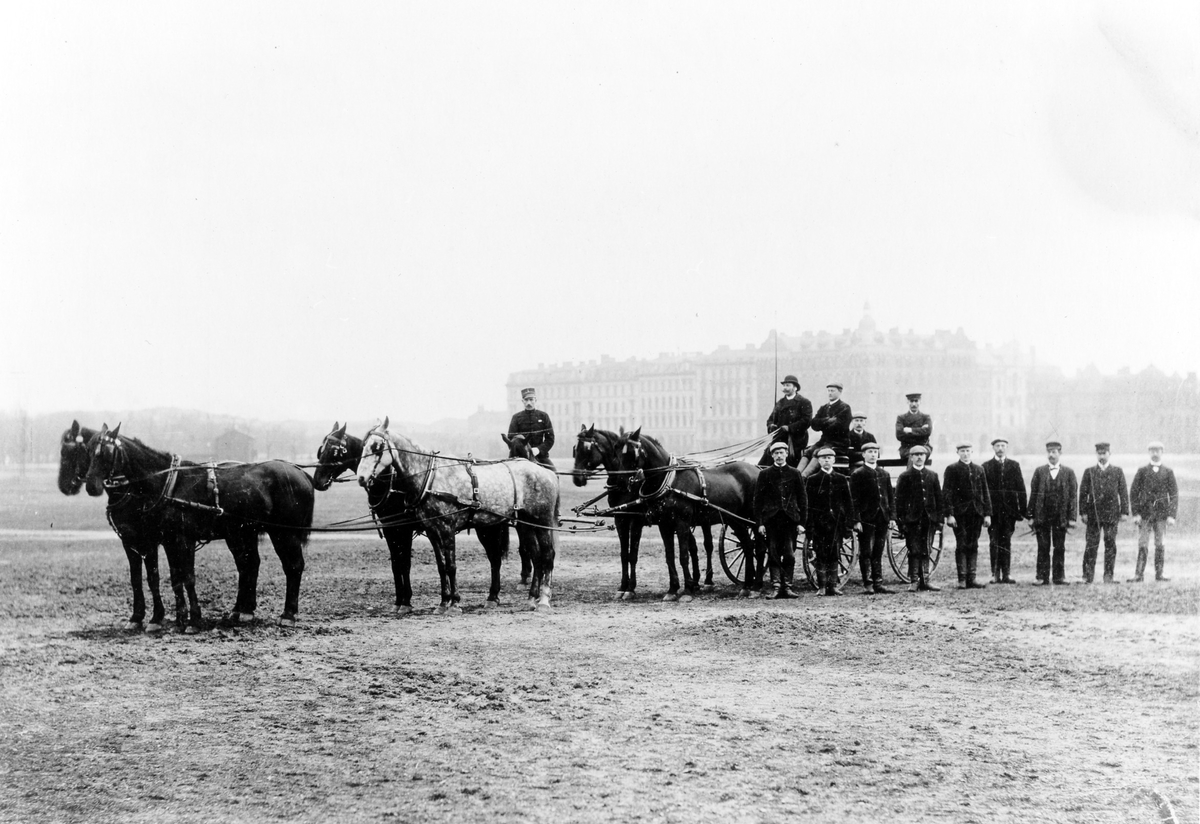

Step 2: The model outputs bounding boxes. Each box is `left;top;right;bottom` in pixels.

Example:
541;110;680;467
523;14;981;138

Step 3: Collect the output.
508;388;556;469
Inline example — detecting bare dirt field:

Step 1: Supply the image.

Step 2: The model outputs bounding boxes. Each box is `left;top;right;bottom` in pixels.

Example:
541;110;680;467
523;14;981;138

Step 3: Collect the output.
1;513;1198;824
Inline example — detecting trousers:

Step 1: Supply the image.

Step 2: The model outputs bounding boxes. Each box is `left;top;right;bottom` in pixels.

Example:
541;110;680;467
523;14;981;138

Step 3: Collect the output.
1083;520;1118;581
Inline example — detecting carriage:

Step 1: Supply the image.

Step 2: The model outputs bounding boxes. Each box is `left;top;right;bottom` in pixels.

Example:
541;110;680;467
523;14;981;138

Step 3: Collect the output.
716;450;943;590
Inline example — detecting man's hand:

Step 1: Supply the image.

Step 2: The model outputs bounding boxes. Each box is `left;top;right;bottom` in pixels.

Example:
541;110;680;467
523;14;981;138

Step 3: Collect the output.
1068;519;1077;528
757;525;766;537
853;522;863;534
903;427;913;434
888;519;897;531
778;425;789;433
1081;514;1088;525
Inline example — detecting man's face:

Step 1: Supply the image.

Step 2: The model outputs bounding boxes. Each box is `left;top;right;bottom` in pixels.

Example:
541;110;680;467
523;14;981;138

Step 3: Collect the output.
851;419;865;433
827;387;841;403
993;441;1008;459
522;396;536;411
912;453;927;469
957;446;972;463
771;449;788;467
908;399;920;414
863;448;879;465
1096;448;1110;465
782;383;797;398
1150;447;1164;462
1047;447;1061;465
818;453;835;471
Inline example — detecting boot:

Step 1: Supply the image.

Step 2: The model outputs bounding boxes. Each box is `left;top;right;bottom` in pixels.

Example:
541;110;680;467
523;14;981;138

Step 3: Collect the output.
965;551;985;588
907;556;920;592
873;583;894;594
1155;547;1167;581
965;577;986;589
825;563;842;596
918;558;940;592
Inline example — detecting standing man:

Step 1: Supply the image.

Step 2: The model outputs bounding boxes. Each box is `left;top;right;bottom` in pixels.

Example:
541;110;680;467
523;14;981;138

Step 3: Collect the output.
805;446;860;596
754;441;809;598
508;388;556;469
894;445;942;592
896;393;933;462
757;374;812;468
1128;441;1179;583
799;382;853;476
943;442;993;589
850;442;896;594
847;414;877;468
982;438;1026;584
1027;441;1078;586
1079;442;1130;584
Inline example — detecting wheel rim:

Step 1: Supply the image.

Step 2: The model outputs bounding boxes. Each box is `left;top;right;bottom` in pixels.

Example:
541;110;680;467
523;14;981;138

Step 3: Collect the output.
888;527;911;582
718;523;746;585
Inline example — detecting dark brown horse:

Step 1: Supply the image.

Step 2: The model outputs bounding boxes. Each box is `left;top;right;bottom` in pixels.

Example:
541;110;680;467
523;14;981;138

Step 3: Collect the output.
58;421;169;631
614;428;763;598
85;424;315;630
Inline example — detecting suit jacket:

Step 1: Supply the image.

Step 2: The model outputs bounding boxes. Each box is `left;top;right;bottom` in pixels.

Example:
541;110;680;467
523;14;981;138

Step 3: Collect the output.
1079;464;1130;525
850;464;894;525
847;428;878;465
507;409;555;454
982;457;1026;521
811;400;853;449
894;467;942;525
895;412;933;457
942;461;992;520
754;464;808;526
1130;464;1179;520
1028;464;1078;528
804;469;858;531
766;394;813;454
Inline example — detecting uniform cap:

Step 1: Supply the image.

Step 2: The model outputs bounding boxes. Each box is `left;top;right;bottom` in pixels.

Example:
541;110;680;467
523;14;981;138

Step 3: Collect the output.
860;442;880;451
906;393;922;401
1094;442;1111;451
769;442;790;454
990;438;1008;446
520;387;536;399
815;446;837;458
826;382;843;391
1045;440;1062;450
908;445;928;455
851;414;867;421
1148;440;1165;450
956;441;972;450
780;374;800;387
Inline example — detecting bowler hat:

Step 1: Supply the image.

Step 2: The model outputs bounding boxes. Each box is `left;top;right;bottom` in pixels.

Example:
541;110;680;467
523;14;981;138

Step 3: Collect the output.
780;375;800;387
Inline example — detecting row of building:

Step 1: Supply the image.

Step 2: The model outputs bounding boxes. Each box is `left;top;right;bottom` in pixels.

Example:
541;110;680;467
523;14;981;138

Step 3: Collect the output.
506;308;1200;456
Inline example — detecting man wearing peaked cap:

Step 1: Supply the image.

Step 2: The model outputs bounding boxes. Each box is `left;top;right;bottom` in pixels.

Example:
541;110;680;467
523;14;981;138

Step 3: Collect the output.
799;382;853;477
850;441;896;594
942;441;992;589
894;444;942;591
1028;440;1077;585
508;388;556;469
754;440;809;598
1128;441;1178;582
758;374;812;469
896;392;932;462
805;444;860;595
1079;441;1129;583
983;437;1026;583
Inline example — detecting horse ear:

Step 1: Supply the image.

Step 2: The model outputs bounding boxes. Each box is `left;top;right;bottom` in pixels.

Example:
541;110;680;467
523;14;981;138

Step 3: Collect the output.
578;424;587;434
382;416;390;430
111;423;122;437
631;426;642;440
618;425;626;436
337;423;347;437
332;421;339;431
69;420;80;438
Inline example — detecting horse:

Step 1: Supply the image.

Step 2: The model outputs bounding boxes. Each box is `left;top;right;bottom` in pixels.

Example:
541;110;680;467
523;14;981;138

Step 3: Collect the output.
357;419;558;612
84;423;315;630
58;420;170;631
613;427;763;599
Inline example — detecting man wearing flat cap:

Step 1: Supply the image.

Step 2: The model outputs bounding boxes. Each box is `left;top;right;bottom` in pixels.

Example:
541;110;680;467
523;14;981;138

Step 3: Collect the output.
1079;442;1130;583
508;388;556;469
942;442;992;589
850;441;895;593
755;441;809;598
847;414;878;468
799;382;853;477
894;445;942;591
805;446;860;595
1027;441;1078;585
1128;441;1178;582
982;438;1026;583
758;374;812;468
896;393;933;462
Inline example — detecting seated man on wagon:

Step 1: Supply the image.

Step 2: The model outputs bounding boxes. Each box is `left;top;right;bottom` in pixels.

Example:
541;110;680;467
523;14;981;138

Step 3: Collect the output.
508;388;556;469
896;392;932;462
757;374;812;468
847;414;877;468
799;382;853;477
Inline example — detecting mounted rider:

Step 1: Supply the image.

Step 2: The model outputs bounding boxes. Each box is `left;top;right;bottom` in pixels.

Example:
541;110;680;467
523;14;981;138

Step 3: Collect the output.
508;388;556;469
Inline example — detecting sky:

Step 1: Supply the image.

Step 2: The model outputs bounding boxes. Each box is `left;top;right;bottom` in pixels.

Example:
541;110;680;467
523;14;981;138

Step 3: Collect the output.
2;1;1197;424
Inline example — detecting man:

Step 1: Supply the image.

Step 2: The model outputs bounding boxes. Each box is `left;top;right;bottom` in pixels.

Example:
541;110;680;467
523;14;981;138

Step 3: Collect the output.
982;438;1026;584
943;442;993;589
754;441;809;598
805;446;860;596
799;383;853;477
507;388;555;469
894;445;942;592
1027;441;1078;585
847;414;878;468
1128;441;1179;583
1079;442;1130;584
850;442;895;594
757;375;812;468
896;393;933;462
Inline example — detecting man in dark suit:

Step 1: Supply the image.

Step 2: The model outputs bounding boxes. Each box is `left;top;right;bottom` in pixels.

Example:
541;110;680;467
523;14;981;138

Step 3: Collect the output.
1027;441;1078;585
508;388;555;469
894;445;942;592
895;393;933;462
799;383;853;477
805;446;859;596
943;442;993;589
850;442;895;594
1079;441;1130;584
847;414;878;468
757;375;812;468
982;437;1026;584
1128;440;1179;582
754;441;809;598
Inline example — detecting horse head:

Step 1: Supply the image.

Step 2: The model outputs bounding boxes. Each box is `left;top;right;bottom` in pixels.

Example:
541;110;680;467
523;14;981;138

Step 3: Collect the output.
84;423;124;496
356;418;395;488
313;421;357;491
502;432;536;462
571;424;606;488
58;420;96;496
613;426;648;491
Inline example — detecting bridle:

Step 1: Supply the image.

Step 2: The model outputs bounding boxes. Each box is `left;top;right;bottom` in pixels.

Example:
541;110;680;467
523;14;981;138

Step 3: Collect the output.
93;429;128;488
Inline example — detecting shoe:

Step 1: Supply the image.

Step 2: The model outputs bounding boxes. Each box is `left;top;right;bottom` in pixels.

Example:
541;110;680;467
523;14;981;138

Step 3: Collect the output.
774;587;795;599
1083;578;1093;584
1033;579;1050;586
825;588;843;597
989;576;998;584
956;580;967;589
748;589;764;599
1052;580;1070;586
907;582;920;593
966;581;987;589
815;589;827;597
1000;577;1016;584
1126;576;1143;583
1102;577;1116;584
873;584;894;594
918;582;941;592
1155;576;1170;582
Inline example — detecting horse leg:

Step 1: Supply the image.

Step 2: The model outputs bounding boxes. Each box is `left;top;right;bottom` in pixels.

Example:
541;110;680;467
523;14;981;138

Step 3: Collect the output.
627;520;643;599
164;539;202;633
123;543;147;630
478;523;508;607
615;517;632;599
384;526;414;616
700;524;715;591
225;531;260;624
518;530;532;587
661;522;681;601
143;543;166;631
676;524;697;602
268;529;306;627
535;524;555;609
430;528;460;615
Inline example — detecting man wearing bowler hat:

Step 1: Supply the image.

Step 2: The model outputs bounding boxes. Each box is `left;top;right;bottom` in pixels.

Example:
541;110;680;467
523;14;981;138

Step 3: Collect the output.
508;388;556;469
894;444;942;592
1079;441;1130;583
799;382;853;477
943;441;992;589
896;393;933;462
1027;440;1078;585
982;438;1026;583
1129;441;1178;582
758;374;812;468
805;446;860;595
754;441;809;598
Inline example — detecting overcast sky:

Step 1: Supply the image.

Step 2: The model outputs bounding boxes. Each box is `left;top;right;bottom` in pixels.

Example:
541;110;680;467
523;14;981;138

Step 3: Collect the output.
3;2;1197;424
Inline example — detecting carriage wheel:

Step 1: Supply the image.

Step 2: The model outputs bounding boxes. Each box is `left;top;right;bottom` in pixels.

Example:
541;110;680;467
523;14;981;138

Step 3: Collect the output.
801;530;858;590
888;526;944;583
717;523;748;586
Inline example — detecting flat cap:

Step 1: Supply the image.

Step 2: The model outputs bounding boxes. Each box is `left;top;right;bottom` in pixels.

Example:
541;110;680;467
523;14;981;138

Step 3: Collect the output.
1094;442;1111;451
1045;440;1062;450
990;437;1008;446
769;442;790;454
860;442;880;451
851;413;867;421
906;392;922;401
815;446;837;458
780;374;800;387
520;387;536;399
908;445;928;455
956;441;973;450
826;382;843;391
1148;440;1165;450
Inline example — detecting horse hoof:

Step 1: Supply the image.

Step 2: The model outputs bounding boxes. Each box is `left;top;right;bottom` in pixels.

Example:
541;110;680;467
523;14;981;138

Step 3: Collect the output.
184;625;200;635
702;584;715;593
438;604;462;616
662;593;679;602
146;623;163;634
279;615;297;627
747;590;764;599
124;621;143;632
622;591;636;602
613;591;625;601
238;612;255;624
485;600;500;609
537;598;552;611
528;598;539;611
394;605;414;617
678;594;694;604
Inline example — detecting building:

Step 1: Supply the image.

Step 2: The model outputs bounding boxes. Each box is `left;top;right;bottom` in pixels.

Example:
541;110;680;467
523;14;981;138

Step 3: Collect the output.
213;429;256;462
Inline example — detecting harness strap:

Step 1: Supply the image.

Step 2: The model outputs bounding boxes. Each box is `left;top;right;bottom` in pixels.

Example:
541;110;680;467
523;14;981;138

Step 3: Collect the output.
206;466;224;515
464;461;482;509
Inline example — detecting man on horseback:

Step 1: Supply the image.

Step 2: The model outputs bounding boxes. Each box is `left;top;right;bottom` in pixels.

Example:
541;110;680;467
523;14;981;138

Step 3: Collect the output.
508;387;556;469
757;374;812;468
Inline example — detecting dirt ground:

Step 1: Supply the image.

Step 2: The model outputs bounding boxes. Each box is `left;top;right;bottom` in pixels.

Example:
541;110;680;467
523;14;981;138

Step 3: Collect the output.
1;527;1197;824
